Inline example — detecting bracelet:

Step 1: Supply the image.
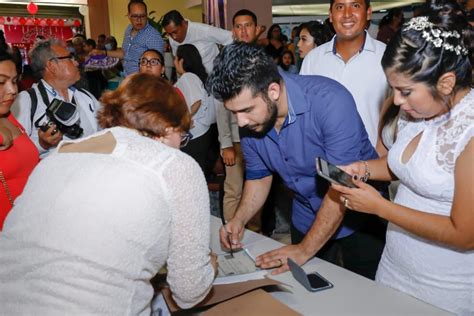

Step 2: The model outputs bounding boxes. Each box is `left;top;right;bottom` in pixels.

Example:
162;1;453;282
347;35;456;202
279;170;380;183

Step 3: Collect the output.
361;160;370;182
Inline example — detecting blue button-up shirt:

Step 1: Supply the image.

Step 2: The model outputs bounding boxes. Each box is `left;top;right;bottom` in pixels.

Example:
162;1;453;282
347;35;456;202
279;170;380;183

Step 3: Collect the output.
241;72;378;238
122;22;164;76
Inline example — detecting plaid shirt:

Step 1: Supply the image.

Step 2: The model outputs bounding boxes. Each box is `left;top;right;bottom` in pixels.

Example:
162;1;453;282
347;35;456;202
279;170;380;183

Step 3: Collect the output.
122;22;164;76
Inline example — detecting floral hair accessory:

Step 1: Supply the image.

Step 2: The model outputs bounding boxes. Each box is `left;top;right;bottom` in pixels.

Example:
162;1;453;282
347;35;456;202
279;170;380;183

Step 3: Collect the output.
403;16;468;56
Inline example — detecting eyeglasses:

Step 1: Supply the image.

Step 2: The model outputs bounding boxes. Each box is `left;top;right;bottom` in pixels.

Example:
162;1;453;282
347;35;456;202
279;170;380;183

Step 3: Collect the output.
49;54;74;62
130;14;147;20
180;132;193;148
139;58;163;67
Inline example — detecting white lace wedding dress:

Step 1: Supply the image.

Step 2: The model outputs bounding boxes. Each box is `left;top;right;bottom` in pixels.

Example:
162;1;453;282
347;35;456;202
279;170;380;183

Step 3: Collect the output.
378;89;474;315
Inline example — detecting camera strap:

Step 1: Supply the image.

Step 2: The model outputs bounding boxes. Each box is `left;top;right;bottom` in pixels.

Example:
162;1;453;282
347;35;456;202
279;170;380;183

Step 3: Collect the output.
32;81;78;129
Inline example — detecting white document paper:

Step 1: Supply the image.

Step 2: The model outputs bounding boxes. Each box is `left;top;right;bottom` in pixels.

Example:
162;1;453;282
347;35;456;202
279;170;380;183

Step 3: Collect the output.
214;248;266;284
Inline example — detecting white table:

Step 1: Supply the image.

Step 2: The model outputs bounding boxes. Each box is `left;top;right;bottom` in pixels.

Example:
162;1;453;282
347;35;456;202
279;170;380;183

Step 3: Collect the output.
210;216;451;315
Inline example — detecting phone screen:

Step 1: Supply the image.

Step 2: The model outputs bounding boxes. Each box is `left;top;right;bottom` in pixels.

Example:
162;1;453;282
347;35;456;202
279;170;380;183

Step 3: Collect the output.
316;157;355;188
307;273;331;289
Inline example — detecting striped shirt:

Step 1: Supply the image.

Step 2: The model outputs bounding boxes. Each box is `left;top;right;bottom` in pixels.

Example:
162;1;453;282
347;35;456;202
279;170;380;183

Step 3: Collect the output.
122;22;164;76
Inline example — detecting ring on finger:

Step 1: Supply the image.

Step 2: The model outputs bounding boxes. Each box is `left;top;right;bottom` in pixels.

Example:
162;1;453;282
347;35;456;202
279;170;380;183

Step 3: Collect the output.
278;258;284;266
343;197;349;208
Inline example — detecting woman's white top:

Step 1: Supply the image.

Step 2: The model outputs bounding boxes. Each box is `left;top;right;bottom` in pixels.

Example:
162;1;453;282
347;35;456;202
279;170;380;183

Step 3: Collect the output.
175;72;214;139
0;127;214;315
379;89;474;315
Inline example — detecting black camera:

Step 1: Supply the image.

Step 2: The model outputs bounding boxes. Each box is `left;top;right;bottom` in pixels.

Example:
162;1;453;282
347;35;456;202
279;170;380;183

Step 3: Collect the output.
41;99;83;139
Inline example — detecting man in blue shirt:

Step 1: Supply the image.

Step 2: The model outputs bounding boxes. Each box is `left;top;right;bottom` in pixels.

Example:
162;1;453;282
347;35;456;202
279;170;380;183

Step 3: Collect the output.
92;0;164;76
207;42;381;277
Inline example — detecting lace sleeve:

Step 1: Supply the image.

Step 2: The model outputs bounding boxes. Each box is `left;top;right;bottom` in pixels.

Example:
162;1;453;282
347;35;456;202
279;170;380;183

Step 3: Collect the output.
436;104;474;173
162;152;214;309
453;126;473;162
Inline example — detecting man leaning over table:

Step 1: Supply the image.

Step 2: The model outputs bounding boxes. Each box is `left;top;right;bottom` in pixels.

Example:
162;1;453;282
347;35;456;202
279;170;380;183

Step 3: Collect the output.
207;42;379;277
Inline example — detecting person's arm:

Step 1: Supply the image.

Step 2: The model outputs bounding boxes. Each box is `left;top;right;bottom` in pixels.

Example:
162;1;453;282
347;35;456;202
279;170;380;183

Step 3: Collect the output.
255;187;345;274
174;74;202;115
204;23;233;46
90;48;124;59
215;101;236;165
220;137;273;248
164;154;216;308
220;175;273;249
334;139;474;250
341;156;394;183
190;100;202;117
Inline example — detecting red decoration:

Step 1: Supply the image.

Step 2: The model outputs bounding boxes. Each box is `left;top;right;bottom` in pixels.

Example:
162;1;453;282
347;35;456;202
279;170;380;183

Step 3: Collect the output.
73;19;81;27
46;18;52;26
27;2;39;15
6;17;11;23
19;17;27;25
58;19;64;27
0;17;5;25
34;18;41;26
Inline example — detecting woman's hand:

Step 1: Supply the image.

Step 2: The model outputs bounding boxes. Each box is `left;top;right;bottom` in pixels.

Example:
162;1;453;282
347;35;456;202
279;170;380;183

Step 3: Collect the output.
338;161;366;181
0;125;13;150
331;179;387;216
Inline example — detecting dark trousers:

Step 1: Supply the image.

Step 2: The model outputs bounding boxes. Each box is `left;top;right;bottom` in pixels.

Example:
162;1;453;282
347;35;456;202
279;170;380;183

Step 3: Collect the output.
291;217;386;280
181;128;212;173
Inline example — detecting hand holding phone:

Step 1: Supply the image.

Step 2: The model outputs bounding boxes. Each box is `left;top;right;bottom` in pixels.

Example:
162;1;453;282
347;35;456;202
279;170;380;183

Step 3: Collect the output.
315;157;356;188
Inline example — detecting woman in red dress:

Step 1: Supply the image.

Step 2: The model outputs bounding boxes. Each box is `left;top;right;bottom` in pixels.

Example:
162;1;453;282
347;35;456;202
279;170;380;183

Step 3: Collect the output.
0;49;39;229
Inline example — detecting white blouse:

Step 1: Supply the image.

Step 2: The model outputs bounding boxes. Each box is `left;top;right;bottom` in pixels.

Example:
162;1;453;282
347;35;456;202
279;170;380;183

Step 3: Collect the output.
175;72;215;139
0;127;214;314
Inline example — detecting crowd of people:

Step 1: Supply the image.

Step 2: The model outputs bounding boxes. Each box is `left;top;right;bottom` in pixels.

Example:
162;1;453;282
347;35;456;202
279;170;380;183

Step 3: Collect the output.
0;0;472;314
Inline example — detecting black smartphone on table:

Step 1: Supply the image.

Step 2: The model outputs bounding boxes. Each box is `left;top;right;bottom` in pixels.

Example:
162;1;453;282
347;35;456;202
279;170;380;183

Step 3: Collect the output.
315;157;356;188
288;258;334;292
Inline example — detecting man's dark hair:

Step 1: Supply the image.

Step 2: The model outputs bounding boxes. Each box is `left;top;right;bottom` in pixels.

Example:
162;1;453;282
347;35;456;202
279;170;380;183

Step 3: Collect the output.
329;0;370;9
232;9;257;25
98;34;106;40
206;42;281;102
162;10;185;28
128;0;147;13
85;38;96;49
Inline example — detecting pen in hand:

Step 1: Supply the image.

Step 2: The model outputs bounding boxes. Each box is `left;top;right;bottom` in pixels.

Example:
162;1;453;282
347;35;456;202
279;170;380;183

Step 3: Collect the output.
226;229;234;258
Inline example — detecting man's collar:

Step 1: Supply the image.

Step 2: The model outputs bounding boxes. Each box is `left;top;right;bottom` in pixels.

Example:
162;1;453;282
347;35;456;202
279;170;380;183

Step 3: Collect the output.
40;79;75;97
278;71;309;126
328;31;375;55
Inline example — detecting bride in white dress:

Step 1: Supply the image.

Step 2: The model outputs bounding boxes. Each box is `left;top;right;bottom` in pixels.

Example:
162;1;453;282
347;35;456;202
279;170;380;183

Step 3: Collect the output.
332;9;473;316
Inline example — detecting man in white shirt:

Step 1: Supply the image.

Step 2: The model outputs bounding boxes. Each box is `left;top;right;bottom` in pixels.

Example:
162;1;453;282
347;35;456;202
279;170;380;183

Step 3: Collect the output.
300;0;388;280
162;10;233;74
300;0;388;147
12;40;99;158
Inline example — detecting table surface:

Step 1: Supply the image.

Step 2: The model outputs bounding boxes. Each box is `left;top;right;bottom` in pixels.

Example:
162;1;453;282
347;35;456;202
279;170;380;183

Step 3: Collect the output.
210;216;451;316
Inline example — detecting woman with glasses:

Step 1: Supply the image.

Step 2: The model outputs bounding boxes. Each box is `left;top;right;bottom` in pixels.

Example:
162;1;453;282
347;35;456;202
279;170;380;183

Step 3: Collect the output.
0;49;39;230
0;73;217;314
174;44;215;172
139;49;167;79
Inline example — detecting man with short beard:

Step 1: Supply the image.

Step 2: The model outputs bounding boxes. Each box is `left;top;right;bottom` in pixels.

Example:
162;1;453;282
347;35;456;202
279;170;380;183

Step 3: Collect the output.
207;42;377;276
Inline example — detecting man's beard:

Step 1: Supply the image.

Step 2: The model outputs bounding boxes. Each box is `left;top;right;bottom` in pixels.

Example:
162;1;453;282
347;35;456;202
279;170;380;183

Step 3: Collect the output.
243;98;278;138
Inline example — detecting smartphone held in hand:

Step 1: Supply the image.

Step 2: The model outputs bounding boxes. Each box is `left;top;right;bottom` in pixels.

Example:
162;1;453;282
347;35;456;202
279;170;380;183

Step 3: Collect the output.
315;157;355;188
